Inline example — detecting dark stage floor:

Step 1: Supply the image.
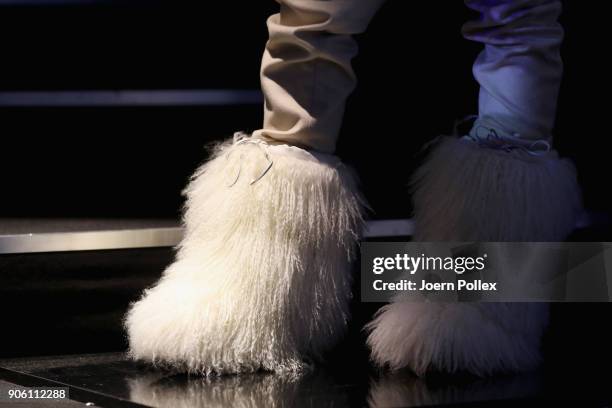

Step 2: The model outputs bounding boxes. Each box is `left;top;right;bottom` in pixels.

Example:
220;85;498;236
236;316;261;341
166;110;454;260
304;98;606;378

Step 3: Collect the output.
1;352;611;408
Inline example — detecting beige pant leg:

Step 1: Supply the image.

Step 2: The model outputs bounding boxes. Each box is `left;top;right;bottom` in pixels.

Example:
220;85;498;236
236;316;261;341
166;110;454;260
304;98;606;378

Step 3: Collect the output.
252;0;385;153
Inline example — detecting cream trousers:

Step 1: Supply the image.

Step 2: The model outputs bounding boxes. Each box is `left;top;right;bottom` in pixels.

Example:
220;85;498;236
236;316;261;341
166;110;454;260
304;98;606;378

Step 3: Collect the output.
253;0;564;153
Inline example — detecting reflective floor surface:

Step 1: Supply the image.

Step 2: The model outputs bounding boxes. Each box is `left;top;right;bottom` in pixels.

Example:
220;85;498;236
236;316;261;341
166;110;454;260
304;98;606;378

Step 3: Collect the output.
1;352;610;407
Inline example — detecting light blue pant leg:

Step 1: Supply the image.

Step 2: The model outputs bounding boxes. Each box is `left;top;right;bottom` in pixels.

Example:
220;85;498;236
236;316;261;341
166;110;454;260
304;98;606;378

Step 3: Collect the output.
368;0;579;378
463;0;564;145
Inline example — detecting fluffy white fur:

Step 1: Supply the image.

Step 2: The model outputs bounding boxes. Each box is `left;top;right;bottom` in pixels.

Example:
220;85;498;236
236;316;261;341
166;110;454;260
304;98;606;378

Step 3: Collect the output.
411;137;581;242
367;137;582;376
126;135;363;375
367;302;550;376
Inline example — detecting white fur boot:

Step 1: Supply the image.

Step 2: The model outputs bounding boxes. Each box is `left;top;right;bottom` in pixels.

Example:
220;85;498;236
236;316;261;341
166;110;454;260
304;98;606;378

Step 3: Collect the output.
366;136;582;376
126;134;364;375
367;0;580;376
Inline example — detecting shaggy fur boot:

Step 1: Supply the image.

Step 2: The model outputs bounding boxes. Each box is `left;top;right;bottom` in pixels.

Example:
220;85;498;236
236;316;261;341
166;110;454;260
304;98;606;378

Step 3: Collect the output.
126;133;364;375
366;136;581;376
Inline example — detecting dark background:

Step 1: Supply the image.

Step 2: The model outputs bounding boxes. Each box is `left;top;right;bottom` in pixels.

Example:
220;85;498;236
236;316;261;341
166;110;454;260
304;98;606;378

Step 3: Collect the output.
0;1;611;396
0;0;609;220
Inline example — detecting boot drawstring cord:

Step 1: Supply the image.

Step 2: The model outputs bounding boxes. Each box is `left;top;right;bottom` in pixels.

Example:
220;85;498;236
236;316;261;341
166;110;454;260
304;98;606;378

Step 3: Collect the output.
226;132;274;187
